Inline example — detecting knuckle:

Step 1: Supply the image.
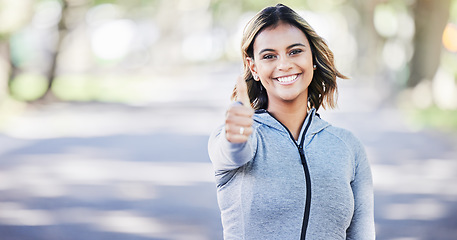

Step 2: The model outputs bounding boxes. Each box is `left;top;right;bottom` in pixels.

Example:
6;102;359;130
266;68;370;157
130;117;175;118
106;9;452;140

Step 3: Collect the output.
225;124;232;132
225;115;236;124
233;106;244;112
228;107;242;117
241;107;254;115
240;117;252;126
227;105;240;113
226;108;235;116
226;133;232;140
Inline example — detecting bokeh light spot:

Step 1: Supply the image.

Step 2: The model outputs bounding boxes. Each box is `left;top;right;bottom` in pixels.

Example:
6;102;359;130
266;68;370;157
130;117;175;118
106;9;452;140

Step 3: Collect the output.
91;19;136;60
442;23;457;52
374;4;398;38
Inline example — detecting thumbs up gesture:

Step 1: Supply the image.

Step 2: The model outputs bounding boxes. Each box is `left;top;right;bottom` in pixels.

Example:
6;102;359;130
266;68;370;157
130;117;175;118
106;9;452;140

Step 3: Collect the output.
225;76;255;143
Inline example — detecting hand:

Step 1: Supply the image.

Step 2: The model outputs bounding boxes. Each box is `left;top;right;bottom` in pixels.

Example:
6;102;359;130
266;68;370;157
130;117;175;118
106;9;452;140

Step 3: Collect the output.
225;76;254;143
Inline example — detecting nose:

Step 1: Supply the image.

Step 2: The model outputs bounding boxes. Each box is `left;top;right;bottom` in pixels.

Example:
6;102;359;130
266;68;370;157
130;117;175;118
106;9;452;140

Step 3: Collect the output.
277;56;293;71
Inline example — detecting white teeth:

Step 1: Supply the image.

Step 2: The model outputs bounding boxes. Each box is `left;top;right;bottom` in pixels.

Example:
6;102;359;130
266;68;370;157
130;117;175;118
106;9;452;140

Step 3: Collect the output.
277;75;297;83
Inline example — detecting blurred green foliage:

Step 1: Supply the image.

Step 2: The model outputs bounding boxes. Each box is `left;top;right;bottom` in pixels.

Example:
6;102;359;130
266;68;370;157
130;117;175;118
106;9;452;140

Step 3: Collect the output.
10;73;48;101
410;107;457;131
52;75;152;103
452;0;457;20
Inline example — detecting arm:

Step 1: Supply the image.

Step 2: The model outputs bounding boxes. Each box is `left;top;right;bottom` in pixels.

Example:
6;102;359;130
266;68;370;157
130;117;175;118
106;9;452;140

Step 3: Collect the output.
346;142;376;240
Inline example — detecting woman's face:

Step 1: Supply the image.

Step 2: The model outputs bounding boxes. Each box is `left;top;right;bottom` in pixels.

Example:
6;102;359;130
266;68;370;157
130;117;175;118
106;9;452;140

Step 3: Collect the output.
247;22;314;109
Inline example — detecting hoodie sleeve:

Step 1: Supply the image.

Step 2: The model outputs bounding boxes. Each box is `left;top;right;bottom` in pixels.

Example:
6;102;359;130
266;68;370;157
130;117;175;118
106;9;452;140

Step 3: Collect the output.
207;124;257;172
346;138;376;240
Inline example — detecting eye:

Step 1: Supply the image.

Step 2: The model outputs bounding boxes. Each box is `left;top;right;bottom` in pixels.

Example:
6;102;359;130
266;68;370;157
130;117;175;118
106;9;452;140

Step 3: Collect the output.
262;54;275;60
289;49;303;55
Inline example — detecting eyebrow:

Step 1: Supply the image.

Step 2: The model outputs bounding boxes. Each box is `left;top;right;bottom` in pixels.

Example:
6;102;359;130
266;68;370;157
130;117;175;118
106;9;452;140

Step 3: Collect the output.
258;43;306;55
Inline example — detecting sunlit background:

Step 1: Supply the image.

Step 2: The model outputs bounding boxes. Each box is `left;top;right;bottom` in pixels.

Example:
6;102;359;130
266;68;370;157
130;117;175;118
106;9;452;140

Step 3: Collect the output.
0;0;456;239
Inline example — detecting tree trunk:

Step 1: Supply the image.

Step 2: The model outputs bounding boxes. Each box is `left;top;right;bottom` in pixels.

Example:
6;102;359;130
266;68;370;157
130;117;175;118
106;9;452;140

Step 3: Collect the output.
352;0;381;77
38;1;69;102
0;40;11;101
408;0;451;88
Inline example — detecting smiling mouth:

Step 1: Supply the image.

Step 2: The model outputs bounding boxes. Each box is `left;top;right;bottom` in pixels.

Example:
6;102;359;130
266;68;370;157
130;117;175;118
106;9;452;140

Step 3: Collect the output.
275;74;300;85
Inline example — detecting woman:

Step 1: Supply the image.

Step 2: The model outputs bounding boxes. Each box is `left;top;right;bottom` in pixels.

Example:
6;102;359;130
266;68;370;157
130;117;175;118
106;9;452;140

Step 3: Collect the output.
208;4;375;240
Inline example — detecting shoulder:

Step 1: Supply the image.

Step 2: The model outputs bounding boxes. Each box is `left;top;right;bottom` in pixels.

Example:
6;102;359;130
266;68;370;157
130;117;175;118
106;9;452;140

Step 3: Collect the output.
323;125;360;144
320;125;365;157
320;125;370;181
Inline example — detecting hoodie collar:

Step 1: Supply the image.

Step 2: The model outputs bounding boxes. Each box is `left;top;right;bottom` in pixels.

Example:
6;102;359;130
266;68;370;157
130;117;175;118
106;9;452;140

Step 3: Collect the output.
253;108;330;136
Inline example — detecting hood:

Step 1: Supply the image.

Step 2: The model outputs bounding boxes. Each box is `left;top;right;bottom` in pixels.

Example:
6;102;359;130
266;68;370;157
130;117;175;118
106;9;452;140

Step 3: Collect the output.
253;108;330;136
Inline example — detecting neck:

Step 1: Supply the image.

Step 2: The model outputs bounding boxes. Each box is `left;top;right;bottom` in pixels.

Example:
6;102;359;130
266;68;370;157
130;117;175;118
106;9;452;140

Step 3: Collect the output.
267;99;308;141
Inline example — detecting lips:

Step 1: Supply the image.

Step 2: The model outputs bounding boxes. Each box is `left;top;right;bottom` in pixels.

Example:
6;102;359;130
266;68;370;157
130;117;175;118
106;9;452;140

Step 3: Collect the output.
275;74;299;85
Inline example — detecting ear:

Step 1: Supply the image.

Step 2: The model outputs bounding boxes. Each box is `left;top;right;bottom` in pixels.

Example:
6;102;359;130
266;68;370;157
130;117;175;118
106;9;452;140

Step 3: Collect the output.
246;57;259;81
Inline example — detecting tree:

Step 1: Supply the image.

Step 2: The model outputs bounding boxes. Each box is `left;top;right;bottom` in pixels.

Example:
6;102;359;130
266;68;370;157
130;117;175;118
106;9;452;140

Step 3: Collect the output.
38;0;69;101
0;0;34;101
408;0;451;88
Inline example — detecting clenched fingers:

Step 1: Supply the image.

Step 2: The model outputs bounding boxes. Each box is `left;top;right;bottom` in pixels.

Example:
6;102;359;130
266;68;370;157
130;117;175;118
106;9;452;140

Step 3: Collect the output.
225;105;254;143
226;104;254;118
226;114;254;127
225;125;253;143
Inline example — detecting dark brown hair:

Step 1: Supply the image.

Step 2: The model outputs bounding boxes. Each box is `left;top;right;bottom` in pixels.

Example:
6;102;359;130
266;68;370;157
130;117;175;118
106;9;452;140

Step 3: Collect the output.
232;4;347;111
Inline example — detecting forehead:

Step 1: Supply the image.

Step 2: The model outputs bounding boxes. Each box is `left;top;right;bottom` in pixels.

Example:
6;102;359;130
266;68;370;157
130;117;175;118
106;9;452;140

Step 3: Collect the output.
253;23;310;52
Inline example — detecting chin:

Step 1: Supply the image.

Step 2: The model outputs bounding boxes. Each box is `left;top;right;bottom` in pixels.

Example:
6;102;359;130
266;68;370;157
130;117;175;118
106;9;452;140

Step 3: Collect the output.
279;91;308;103
279;95;301;102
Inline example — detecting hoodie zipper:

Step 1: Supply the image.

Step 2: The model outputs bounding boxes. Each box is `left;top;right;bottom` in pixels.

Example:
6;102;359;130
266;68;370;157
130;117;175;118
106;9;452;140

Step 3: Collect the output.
264;110;313;240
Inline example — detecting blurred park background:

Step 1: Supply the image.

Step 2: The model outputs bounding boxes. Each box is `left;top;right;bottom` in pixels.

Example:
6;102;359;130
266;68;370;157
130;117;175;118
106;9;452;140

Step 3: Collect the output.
0;0;456;239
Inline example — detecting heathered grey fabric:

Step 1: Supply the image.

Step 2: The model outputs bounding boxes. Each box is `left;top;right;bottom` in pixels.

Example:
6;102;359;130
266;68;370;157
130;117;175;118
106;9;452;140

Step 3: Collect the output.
208;109;375;240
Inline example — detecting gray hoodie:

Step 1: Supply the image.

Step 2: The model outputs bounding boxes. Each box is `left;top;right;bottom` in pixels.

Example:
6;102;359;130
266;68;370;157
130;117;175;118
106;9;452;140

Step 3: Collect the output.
208;108;375;240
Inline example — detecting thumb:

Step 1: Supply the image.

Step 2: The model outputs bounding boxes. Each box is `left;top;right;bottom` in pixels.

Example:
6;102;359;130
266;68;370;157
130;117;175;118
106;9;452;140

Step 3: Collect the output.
236;76;251;107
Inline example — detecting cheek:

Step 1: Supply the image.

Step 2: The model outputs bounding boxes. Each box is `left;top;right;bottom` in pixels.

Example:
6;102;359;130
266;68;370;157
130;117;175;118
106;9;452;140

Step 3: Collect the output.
256;63;274;76
259;79;270;88
301;55;314;67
